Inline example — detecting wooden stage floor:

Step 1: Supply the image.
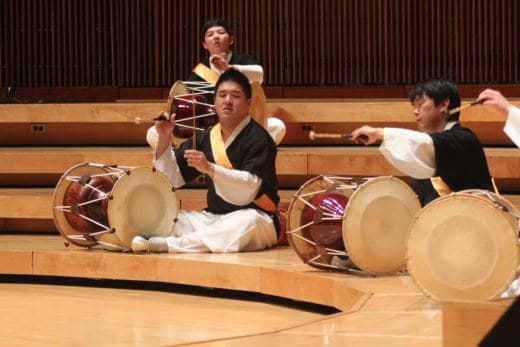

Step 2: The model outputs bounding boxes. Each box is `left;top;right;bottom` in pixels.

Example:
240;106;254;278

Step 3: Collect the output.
0;234;443;346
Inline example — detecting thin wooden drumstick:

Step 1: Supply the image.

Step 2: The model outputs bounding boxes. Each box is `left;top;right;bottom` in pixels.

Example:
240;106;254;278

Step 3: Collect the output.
447;99;483;115
134;114;167;124
309;131;368;141
309;131;353;140
192;92;197;150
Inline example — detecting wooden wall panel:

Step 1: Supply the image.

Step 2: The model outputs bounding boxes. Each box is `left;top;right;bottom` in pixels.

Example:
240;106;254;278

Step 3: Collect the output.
0;0;518;94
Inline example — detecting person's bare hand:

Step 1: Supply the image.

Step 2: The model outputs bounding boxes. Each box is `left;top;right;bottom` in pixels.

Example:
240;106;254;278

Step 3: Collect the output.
184;149;214;176
155;111;175;138
210;54;229;73
478;88;511;117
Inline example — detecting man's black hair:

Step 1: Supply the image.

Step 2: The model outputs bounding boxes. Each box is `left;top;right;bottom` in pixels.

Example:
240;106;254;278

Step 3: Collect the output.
409;78;462;120
200;18;234;43
215;69;252;99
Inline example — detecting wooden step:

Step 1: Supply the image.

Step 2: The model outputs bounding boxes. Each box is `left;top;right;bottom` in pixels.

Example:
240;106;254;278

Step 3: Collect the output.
0;146;519;190
2;187;519;232
1;100;518;145
0;188;295;232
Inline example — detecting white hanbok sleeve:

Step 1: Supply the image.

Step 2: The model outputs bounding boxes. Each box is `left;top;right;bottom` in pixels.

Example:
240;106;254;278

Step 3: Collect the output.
233;64;264;84
212;164;263;205
152;145;186;188
379;128;436;179
504;105;520;148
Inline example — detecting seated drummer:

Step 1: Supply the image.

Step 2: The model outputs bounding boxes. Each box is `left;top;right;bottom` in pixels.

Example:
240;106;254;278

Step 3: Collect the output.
147;18;285;146
477;88;520;147
352;78;493;206
133;69;281;253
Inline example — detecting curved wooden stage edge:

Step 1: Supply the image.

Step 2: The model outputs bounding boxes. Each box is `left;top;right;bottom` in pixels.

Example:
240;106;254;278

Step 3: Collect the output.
0;234;447;347
1;234;513;347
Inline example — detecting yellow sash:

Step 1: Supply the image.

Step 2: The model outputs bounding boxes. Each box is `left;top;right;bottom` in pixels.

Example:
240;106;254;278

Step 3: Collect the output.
192;63;219;84
431;176;500;196
430;176;452;196
210;124;277;213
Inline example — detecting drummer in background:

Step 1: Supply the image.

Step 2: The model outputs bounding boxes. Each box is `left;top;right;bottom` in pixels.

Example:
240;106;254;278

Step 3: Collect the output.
351;78;493;206
147;18;286;147
189;18;264;89
133;69;280;253
477;88;520;147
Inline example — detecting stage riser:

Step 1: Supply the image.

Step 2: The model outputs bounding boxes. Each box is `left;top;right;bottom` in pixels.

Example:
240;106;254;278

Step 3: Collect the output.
0;101;515;146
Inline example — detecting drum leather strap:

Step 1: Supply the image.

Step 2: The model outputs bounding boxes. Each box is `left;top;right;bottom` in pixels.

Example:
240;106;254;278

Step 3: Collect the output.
430;176;452;196
210;124;277;213
192;63;219;84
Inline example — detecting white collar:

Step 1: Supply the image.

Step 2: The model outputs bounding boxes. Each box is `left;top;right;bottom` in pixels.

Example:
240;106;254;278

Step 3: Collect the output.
223;115;250;148
444;121;458;130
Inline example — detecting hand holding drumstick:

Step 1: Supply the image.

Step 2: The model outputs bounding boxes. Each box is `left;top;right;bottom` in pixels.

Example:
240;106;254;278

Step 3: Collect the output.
184;149;214;177
351;126;383;145
477;89;511;117
153;111;175;159
210;52;229;73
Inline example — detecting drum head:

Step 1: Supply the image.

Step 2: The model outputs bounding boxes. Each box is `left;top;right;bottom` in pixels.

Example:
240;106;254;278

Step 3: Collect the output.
407;193;519;301
107;167;178;248
53;163;115;247
287;176;358;270
166;80;189;115
343;176;421;274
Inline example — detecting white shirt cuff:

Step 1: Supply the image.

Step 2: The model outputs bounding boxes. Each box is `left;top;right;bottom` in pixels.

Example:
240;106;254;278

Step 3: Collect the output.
504;105;520;148
213;165;262;205
233;65;264;84
153;145;186;188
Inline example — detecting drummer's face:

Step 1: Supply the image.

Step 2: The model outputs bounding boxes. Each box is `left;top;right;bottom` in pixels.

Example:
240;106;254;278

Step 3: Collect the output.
215;81;251;126
411;95;448;133
202;26;234;56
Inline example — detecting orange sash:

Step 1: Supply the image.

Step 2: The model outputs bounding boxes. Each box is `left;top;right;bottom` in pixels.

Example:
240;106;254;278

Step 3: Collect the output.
210;124;277;213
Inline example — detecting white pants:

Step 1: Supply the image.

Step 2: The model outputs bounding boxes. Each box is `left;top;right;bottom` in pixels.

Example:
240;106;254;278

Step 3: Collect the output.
165;208;277;253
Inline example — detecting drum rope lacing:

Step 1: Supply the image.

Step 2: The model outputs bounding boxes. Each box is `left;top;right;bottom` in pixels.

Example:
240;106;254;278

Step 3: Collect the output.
287;176;367;267
53;163;136;250
167;81;215;132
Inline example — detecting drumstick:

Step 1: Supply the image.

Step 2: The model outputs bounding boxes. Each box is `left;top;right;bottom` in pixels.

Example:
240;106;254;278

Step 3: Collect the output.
191;93;197;150
134;114;168;124
447;99;483;115
309;131;368;141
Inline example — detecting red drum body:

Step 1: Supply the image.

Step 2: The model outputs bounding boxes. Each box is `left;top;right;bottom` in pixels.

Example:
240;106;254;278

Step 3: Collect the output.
287;176;421;275
300;192;349;253
172;94;216;139
53;163;178;251
166;81;217;145
62;174;114;236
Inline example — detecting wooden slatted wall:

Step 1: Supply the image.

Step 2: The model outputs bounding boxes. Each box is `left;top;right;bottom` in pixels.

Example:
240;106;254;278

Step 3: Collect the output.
0;0;518;90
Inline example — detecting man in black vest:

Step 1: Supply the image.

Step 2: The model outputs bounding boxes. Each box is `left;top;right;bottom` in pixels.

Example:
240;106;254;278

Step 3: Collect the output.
133;69;280;253
352;78;493;206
